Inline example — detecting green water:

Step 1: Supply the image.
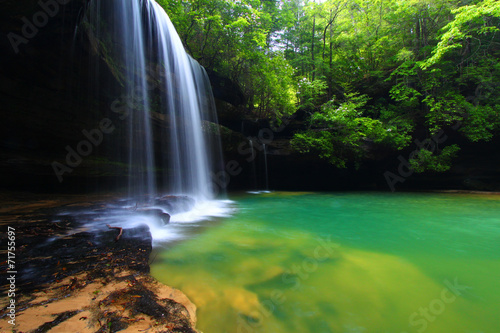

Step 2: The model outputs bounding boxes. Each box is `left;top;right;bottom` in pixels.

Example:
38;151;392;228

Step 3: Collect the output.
151;192;500;333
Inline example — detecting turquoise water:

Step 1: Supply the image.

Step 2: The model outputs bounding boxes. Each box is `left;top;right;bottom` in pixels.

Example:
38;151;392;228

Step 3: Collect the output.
151;192;500;333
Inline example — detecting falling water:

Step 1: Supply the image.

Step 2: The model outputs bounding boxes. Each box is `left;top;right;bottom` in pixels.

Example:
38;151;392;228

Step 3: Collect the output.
249;139;257;189
77;0;233;241
263;143;269;191
85;0;217;199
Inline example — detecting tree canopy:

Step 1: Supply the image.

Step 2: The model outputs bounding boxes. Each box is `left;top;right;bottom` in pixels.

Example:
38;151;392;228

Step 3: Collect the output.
160;0;500;171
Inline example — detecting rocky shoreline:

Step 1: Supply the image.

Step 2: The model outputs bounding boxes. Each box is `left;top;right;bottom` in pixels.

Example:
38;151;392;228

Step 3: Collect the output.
0;194;199;332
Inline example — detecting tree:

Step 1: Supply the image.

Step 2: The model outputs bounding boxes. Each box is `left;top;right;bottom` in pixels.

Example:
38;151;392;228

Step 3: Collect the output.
160;0;296;119
161;0;499;173
291;0;499;172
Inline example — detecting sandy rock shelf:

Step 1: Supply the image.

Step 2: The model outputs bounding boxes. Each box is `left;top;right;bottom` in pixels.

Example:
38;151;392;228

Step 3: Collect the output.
0;199;199;333
1;271;197;333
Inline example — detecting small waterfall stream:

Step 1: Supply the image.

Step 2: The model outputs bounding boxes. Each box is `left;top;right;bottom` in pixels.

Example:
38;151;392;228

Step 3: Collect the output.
249;139;258;189
263;143;269;191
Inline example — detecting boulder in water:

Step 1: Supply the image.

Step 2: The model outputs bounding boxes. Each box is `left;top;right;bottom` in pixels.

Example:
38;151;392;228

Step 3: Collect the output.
136;208;171;225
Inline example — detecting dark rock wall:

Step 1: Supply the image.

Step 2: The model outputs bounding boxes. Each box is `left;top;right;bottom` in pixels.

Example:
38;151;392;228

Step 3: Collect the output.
220;114;500;192
0;0;117;191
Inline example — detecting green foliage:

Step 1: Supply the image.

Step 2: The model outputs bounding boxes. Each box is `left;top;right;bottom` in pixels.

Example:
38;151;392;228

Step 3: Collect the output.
388;61;421;108
297;77;328;110
249;53;297;118
161;0;500;172
159;0;296;118
409;145;461;172
460;105;498;142
421;0;500;69
422;92;467;134
291;130;345;166
291;92;412;168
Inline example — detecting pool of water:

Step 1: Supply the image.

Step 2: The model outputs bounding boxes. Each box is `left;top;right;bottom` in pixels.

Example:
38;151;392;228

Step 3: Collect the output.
151;192;500;333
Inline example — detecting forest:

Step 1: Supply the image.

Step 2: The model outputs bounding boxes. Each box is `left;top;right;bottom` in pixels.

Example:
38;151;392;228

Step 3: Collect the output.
161;0;500;173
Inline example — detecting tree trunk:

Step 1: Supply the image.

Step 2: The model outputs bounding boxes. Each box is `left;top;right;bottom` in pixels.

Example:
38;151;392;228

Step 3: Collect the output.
312;14;316;81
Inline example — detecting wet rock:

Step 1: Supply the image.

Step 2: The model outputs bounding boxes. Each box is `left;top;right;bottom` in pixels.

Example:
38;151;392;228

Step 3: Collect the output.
1;222;153;295
463;178;497;191
137;208;171;225
154;195;196;214
0;203;199;333
206;69;246;106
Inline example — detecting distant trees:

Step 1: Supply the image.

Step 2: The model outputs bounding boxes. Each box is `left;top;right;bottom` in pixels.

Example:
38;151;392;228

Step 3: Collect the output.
287;0;500;170
160;0;500;171
159;0;296;119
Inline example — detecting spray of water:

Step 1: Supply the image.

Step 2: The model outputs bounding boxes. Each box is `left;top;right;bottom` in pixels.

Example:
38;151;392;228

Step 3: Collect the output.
76;0;234;242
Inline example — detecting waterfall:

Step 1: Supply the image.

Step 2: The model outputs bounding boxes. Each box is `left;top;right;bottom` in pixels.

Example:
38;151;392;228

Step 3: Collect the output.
249;139;257;189
77;0;233;240
263;143;269;191
85;0;218;201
